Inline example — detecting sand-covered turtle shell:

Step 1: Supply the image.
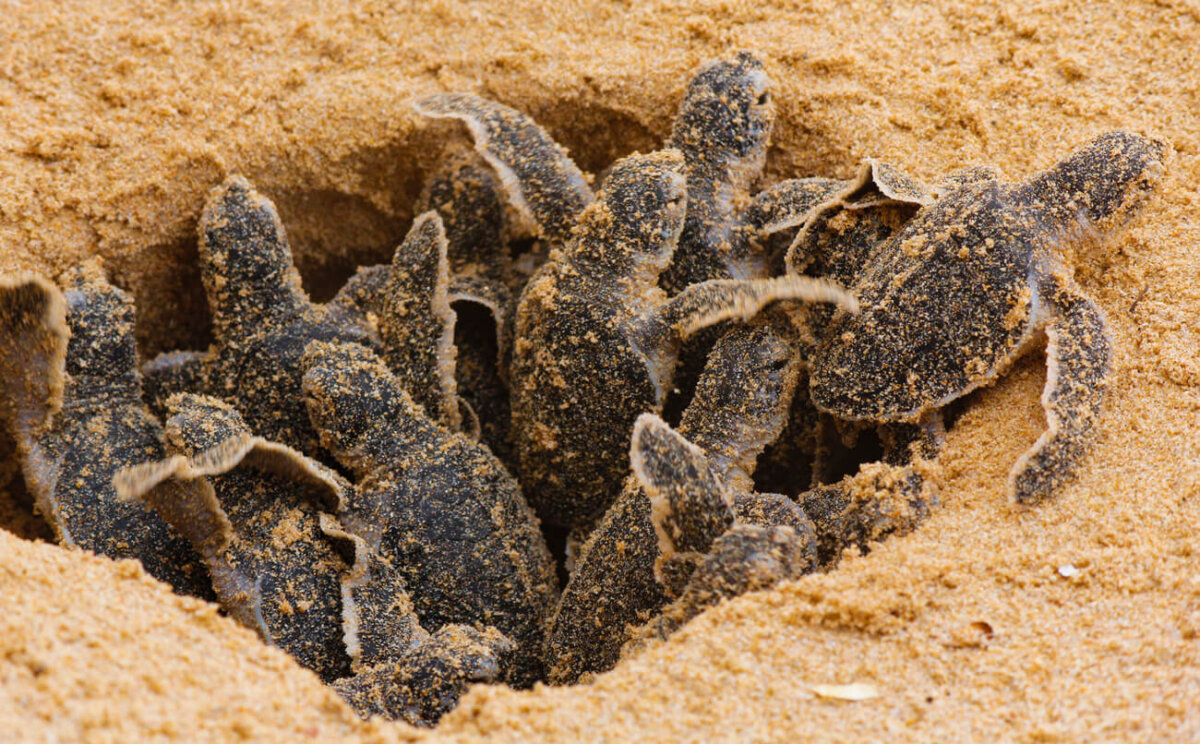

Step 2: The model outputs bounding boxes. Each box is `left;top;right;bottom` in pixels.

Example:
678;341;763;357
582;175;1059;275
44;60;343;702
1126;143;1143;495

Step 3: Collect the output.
301;340;557;686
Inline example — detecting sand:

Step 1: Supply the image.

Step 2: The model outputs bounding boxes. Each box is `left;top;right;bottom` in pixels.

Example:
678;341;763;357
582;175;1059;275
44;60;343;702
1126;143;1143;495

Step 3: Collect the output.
2;0;1199;741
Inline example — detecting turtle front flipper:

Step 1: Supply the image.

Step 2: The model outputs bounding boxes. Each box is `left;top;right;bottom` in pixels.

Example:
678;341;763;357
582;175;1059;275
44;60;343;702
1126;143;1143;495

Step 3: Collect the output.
318;516;427;671
0;274;67;437
632;414;736;598
412;93;594;243
199;176;309;342
743;177;844;236
1009;273;1112;504
332;624;513;727
378;212;461;430
784;159;931;283
636;276;857;378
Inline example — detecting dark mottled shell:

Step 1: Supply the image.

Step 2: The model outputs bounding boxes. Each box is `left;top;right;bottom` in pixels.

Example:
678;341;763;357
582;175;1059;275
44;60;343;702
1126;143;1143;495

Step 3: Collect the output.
413;93;594;243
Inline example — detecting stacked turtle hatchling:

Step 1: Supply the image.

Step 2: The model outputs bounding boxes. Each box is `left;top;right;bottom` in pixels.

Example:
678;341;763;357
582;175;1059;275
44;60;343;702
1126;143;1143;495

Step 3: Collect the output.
0;51;1167;721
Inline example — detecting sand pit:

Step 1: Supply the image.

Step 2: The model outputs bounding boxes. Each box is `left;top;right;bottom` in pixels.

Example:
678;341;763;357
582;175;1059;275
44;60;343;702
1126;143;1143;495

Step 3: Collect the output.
2;0;1199;741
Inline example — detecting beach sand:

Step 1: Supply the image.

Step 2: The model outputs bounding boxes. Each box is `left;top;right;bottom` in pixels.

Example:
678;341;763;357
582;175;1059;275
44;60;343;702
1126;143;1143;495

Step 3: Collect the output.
2;0;1198;741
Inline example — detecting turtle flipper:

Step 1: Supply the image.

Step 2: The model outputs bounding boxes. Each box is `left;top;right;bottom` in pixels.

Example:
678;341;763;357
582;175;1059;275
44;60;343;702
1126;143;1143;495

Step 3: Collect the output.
637;276;857;363
0;274;67;437
413;93;594;243
378;212;461;430
631;414;735;597
1009;273;1112;504
319;515;427;671
199;176;309;342
743;177;844;235
332;624;513;726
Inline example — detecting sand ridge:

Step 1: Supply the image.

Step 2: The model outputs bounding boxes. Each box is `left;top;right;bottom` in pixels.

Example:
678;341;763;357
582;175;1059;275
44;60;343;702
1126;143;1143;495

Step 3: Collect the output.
2;0;1199;741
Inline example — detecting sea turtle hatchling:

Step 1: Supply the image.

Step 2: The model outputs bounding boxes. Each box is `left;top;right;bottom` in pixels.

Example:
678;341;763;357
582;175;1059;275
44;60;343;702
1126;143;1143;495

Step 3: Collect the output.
142;176;378;455
804;131;1167;503
114;394;513;725
300;340;557;687
624;412;816;649
115;393;356;682
0;266;213;599
544;322;810;683
505;149;857;531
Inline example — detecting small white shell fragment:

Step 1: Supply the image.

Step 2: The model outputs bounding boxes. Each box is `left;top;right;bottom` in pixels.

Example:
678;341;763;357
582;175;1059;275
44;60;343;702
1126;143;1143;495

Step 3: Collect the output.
1058;564;1080;578
809;683;880;701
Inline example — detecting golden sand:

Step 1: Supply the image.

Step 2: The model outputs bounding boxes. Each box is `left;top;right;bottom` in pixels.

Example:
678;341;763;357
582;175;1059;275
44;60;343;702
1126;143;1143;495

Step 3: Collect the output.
2;0;1199;741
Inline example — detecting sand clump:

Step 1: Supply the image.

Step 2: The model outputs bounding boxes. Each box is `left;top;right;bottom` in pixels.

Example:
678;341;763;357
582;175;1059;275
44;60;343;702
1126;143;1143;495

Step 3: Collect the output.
2;0;1200;741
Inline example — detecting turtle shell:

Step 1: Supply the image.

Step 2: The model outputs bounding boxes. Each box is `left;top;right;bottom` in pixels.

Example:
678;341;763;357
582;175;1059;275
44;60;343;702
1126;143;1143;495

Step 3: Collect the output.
810;182;1038;421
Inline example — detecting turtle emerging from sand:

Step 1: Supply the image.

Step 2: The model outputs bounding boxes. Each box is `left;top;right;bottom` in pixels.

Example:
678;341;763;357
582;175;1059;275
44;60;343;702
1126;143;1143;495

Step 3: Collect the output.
801;131;1167;503
506;149;855;530
142;177;379;455
114;394;515;726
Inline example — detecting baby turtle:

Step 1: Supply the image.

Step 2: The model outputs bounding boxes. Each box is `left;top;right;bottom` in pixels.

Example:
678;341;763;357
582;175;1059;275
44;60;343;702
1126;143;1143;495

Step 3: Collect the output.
544;323;808;683
143;176;377;454
506;149;856;530
301;340;557;686
115;395;514;726
0;266;213;599
115;394;354;682
624;413;815;648
806;131;1167;503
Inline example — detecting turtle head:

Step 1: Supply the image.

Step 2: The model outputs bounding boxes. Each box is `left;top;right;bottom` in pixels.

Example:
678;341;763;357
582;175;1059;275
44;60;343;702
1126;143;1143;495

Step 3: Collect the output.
670;52;773;176
301;340;423;473
1024;131;1168;237
163;394;251;457
60;264;141;398
572;150;687;279
199;176;308;339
